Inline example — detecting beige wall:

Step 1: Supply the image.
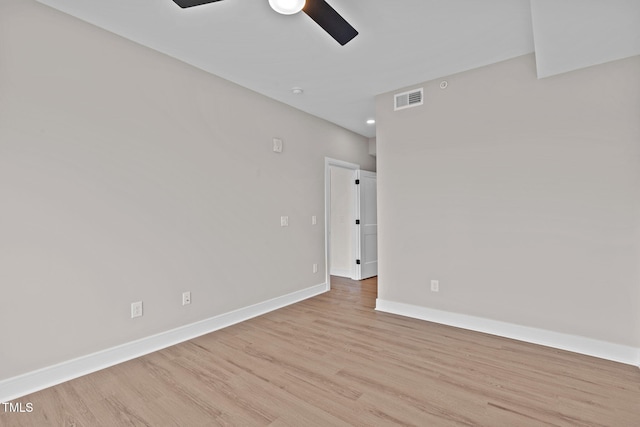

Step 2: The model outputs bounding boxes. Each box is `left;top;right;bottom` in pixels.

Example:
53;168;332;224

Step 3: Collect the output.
376;54;640;347
0;0;374;380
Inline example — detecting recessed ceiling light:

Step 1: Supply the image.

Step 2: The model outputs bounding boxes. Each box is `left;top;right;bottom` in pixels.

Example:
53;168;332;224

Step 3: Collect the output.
366;119;376;125
291;87;304;95
269;0;305;15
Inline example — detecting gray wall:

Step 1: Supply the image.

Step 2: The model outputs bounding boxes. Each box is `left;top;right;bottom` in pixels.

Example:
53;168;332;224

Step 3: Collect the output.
376;54;640;347
0;0;374;380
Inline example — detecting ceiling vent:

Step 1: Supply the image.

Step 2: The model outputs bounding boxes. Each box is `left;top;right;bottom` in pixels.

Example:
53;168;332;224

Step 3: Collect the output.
394;88;423;111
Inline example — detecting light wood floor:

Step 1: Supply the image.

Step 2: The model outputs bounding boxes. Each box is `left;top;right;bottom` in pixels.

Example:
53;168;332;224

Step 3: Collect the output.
2;276;640;426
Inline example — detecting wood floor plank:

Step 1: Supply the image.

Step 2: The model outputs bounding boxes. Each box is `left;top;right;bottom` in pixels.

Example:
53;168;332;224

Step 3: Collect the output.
2;276;639;426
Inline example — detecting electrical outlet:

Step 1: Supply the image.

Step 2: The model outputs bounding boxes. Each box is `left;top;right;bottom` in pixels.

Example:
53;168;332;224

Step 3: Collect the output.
312;215;317;225
280;216;289;227
131;301;143;318
273;138;283;153
313;263;318;273
430;280;439;292
182;291;191;306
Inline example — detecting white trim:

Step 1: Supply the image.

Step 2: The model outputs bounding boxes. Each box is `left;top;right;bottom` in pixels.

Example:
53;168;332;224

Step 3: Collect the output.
324;157;360;289
329;268;352;278
375;299;640;368
0;283;328;403
324;158;360;170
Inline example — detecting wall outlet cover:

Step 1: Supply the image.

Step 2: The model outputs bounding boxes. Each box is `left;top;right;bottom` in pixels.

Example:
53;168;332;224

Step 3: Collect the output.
273;138;283;153
430;280;439;292
131;301;143;318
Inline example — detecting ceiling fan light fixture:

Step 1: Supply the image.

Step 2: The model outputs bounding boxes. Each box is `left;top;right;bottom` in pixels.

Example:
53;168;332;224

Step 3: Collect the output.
269;0;306;15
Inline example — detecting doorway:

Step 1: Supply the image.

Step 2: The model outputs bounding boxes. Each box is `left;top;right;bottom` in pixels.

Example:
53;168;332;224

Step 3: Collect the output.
324;158;377;289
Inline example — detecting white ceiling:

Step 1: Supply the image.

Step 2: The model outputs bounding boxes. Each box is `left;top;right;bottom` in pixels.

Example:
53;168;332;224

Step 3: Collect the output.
531;0;640;78
34;0;640;138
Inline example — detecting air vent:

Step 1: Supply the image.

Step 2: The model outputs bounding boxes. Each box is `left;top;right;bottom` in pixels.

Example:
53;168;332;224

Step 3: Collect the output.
394;88;423;111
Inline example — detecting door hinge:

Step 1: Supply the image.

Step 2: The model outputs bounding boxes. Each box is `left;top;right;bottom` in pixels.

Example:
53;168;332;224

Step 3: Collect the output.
355;179;360;185
356;219;360;225
356;259;361;265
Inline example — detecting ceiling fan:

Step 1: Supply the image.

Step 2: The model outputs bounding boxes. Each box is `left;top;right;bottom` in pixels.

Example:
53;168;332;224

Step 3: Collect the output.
171;0;358;46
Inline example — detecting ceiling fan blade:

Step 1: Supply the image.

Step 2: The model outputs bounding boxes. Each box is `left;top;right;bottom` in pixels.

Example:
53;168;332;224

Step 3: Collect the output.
303;0;358;46
172;0;223;8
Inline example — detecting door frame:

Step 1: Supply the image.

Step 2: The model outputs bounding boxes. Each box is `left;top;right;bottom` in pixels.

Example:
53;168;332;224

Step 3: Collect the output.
324;157;360;290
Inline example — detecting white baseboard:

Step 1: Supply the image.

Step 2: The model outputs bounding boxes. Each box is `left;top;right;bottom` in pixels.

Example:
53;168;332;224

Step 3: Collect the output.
329;268;352;278
0;283;328;403
375;299;640;368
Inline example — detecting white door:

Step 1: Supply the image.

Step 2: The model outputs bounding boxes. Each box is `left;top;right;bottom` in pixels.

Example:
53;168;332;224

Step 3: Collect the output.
329;165;356;278
325;158;360;287
355;170;377;280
